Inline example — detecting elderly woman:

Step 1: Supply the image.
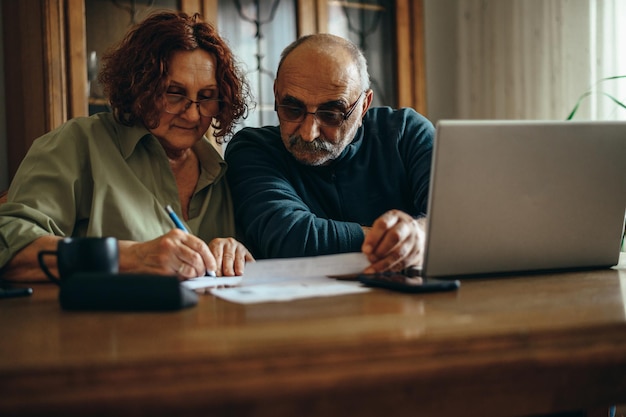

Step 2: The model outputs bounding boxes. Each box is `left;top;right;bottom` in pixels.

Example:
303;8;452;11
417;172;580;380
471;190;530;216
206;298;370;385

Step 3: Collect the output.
0;11;253;281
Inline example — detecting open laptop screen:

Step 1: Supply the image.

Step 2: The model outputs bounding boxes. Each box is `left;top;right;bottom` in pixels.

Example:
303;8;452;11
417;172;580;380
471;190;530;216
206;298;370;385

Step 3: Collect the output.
423;120;626;278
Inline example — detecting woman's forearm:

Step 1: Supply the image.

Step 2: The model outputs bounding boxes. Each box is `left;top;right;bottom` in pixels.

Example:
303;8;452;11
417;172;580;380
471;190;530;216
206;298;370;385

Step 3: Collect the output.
1;236;62;282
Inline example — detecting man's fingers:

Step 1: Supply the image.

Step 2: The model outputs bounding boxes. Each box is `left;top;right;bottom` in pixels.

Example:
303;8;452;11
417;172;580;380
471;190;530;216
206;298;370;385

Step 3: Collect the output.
362;210;400;255
362;211;426;273
367;212;414;258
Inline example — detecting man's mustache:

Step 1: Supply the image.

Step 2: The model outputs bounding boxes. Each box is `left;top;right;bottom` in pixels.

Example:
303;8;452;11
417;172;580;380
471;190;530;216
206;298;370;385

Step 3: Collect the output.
288;135;333;152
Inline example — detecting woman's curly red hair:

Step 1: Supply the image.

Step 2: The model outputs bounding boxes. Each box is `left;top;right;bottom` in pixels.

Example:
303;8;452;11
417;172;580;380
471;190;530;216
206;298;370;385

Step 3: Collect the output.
98;11;251;142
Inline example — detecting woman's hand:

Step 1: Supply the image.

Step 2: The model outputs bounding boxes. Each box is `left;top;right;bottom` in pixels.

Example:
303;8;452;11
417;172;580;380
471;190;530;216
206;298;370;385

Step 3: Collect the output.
119;229;218;280
208;237;255;276
119;231;254;279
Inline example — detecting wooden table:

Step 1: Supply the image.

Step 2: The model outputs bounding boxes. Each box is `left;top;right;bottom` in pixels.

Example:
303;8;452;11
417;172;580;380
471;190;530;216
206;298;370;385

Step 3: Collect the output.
2;261;626;417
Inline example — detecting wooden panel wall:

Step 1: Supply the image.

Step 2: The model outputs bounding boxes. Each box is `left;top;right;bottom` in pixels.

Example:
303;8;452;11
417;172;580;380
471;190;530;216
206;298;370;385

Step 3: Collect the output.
2;0;59;180
396;0;426;114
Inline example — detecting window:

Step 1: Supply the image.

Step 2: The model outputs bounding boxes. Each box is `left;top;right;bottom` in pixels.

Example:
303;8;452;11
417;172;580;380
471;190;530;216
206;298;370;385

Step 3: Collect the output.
217;0;409;131
454;0;626;121
217;0;297;129
327;1;397;107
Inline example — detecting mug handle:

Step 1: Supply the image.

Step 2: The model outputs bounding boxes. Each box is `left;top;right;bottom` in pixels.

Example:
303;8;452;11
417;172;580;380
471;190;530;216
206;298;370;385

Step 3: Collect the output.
37;250;61;285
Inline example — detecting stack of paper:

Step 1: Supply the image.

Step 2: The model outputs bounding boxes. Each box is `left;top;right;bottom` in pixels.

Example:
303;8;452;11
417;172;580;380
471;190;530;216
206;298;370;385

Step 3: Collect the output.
182;252;371;304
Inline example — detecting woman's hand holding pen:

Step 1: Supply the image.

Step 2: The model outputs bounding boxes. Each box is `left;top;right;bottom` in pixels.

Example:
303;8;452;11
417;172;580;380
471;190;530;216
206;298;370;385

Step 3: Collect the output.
119;229;217;279
162;205;254;277
118;230;254;279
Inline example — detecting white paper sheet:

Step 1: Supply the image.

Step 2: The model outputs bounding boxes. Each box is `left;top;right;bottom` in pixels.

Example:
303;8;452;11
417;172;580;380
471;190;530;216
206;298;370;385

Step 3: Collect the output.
182;276;242;290
210;278;370;304
182;252;371;304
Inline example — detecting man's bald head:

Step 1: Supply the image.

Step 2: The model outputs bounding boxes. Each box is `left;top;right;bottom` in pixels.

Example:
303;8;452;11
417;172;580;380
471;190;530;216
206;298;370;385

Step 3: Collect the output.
276;33;370;92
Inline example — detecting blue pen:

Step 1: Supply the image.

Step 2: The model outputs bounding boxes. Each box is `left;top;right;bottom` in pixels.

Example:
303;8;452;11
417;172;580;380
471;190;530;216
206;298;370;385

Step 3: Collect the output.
165;204;189;232
164;205;216;277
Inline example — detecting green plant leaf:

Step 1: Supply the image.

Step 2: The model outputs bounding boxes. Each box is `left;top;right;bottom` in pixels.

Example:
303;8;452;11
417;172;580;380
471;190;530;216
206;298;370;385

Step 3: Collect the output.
566;91;593;120
593;75;626;84
567;75;626;120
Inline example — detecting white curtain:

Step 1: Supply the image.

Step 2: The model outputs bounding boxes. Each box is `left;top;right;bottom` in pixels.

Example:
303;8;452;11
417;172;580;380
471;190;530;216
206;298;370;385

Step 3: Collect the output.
456;0;626;121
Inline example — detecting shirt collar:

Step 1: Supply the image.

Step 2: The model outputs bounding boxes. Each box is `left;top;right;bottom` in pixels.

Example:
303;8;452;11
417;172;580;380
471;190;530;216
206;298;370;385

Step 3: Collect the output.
193;137;228;188
117;123;226;178
117;123;154;160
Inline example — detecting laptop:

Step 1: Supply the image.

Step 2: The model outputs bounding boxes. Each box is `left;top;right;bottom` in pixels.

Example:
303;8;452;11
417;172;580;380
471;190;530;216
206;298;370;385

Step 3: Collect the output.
422;120;626;278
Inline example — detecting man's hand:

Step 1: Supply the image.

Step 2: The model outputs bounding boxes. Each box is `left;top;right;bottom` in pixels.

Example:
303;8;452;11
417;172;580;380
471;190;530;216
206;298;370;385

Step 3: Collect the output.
361;210;426;273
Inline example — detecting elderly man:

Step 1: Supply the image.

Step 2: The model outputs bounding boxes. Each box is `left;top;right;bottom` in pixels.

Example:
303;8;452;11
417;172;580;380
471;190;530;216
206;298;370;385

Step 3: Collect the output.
225;33;434;274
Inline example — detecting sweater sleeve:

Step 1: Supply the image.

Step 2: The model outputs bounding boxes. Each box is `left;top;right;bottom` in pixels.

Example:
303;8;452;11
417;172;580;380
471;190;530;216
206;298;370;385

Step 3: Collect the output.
225;127;364;259
396;108;435;215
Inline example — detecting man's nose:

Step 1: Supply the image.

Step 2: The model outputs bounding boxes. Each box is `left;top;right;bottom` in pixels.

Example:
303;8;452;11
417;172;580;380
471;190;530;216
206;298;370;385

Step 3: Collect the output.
298;113;321;142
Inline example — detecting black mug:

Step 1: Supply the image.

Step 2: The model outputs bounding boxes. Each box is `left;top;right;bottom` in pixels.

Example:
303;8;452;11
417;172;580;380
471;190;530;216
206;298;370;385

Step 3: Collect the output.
38;237;119;284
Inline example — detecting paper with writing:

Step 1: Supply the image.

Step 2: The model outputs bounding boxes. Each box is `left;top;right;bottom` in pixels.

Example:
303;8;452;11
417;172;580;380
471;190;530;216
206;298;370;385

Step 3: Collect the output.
182;252;371;304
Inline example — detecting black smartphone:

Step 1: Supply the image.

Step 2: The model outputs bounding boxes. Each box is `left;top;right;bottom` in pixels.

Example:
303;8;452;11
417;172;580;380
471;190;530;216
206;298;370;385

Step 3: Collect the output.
358;273;460;293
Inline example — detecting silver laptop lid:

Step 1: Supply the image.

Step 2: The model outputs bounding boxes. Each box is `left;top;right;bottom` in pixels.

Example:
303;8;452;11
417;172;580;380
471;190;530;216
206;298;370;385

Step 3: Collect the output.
423;120;626;278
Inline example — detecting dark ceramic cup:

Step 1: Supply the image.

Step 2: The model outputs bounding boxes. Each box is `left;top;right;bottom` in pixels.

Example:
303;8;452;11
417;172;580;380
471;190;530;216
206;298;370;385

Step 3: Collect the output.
37;237;119;284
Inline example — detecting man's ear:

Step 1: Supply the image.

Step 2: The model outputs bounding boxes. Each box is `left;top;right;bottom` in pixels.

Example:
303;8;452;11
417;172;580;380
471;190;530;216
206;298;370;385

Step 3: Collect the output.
362;89;374;118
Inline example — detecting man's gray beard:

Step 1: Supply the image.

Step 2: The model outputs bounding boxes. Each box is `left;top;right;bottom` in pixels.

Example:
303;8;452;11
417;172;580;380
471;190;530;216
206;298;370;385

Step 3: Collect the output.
288;136;337;166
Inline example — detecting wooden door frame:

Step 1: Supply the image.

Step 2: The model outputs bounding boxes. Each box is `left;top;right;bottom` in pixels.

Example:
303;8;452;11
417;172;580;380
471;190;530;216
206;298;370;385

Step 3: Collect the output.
396;0;426;114
3;0;67;180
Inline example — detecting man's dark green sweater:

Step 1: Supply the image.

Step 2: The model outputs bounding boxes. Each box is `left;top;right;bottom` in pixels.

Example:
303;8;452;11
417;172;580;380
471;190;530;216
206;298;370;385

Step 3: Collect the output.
225;107;434;259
